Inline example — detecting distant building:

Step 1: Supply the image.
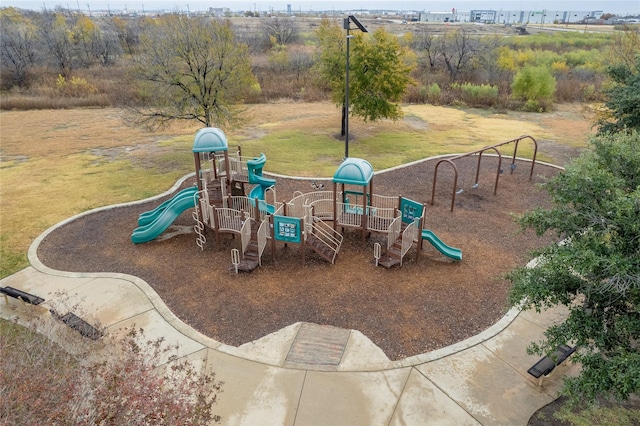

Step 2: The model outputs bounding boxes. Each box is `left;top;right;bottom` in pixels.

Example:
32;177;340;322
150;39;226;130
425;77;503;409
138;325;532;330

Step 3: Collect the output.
471;9;604;24
208;7;229;16
470;10;496;23
419;11;455;22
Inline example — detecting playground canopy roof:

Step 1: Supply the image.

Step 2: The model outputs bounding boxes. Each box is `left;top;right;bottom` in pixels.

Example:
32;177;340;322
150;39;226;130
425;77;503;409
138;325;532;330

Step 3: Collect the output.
192;128;228;153
332;158;374;186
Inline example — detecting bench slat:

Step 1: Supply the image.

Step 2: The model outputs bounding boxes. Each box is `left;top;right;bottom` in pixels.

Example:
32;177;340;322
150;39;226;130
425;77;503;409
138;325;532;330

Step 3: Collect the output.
527;344;576;378
0;286;45;305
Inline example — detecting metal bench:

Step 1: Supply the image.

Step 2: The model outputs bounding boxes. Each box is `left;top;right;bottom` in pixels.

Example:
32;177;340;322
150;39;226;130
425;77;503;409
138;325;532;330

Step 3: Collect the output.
527;344;576;386
0;286;45;305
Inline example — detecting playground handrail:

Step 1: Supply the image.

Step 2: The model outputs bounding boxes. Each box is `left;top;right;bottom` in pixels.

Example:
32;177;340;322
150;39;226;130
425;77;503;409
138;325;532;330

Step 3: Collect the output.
309;218;343;264
228;157;249;180
304;206;313;237
288;190;334;218
206;204;216;228
284;200;305;219
213;154;226;176
371;194;398;209
273;204;284;216
307;197;334;221
336;201;364;228
400;219;420;266
220;176;227;199
388;216;401;249
197;189;210;224
367;207;397;233
216;208;244;232
257;218;268;266
240;217;251;254
226;196;254;218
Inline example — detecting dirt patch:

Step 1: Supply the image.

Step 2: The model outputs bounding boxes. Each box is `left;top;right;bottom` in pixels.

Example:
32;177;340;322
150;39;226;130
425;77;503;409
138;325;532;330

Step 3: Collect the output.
37;156;560;360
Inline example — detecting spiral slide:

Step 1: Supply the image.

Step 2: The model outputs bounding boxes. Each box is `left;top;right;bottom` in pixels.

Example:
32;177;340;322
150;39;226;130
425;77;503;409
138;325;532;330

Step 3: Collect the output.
421;229;463;261
247;153;276;214
131;187;199;244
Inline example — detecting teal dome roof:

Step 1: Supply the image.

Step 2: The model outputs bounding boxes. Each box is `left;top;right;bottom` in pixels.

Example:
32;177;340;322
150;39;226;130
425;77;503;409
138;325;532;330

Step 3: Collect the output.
192;128;228;153
332;158;374;185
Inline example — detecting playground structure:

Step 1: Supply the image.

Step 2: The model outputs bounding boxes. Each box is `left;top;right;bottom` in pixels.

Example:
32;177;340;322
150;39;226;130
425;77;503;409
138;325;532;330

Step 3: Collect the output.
132;128;462;270
431;135;538;211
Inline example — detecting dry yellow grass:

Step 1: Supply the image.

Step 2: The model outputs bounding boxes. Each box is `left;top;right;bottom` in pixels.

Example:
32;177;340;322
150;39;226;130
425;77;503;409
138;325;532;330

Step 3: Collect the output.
0;102;594;277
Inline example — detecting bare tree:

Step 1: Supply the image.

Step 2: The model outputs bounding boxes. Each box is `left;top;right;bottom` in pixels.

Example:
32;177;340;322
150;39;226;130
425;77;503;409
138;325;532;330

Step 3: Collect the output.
438;29;483;82
288;45;314;82
130;15;257;129
36;9;78;77
261;16;299;46
0;9;37;87
413;29;438;72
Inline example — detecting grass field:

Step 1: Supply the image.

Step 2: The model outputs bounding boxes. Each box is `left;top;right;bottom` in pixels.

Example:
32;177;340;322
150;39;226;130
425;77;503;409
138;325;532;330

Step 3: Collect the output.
0;102;593;278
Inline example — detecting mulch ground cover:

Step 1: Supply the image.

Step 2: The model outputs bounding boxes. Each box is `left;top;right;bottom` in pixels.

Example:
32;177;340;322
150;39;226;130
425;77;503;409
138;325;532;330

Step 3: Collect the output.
38;156;560;360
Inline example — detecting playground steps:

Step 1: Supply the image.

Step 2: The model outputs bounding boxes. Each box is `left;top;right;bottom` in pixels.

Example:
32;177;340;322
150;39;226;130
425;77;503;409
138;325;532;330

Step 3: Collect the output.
378;241;403;268
243;240;259;262
236;259;260;272
377;255;401;268
306;234;337;264
377;223;406;268
241;220;261;269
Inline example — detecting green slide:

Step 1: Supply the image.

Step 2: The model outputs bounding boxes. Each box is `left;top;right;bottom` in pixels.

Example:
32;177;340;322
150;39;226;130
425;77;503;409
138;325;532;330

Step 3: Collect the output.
137;186;198;226
421;229;462;261
247;153;276;214
131;187;199;244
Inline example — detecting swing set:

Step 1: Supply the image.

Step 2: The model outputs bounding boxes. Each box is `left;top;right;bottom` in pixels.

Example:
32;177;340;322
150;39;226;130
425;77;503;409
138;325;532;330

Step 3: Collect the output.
430;135;538;211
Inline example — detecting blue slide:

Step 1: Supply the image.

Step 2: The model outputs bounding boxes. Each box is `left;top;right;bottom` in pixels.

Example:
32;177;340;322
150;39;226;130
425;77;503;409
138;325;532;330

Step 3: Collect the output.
421;229;463;261
131;187;199;244
248;176;276;214
137;186;198;226
247;153;276;214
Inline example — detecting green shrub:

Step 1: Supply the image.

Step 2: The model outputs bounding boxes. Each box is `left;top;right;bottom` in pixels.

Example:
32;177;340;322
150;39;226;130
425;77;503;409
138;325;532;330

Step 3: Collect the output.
511;65;556;110
427;82;441;104
450;82;499;106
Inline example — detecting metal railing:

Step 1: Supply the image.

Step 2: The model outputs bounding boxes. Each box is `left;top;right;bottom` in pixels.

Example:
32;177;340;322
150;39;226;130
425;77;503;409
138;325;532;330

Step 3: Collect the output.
388;216;401;249
367;207;397;232
309;218;343;264
257;218;268;266
240;218;252;255
216;208;245;232
399;219;419;265
336;201;363;227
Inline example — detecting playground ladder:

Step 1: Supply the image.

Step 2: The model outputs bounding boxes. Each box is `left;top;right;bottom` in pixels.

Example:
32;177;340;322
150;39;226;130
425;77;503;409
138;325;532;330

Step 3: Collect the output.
305;218;343;264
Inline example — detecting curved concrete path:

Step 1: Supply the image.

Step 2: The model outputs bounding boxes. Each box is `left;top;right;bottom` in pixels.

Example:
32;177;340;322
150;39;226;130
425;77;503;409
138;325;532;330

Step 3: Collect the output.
1;165;579;426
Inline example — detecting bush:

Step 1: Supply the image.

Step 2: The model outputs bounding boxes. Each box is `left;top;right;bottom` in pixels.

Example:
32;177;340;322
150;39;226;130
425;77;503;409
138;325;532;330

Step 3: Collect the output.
511;65;556;110
0;316;223;424
427;82;442;104
56;74;98;97
450;82;499;107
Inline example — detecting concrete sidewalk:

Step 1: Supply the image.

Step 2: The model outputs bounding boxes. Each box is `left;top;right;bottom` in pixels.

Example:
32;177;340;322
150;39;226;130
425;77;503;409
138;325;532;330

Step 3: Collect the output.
1;260;578;425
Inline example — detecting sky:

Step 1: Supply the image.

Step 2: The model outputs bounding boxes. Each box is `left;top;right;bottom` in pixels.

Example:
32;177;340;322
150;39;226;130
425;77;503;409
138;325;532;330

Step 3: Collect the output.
1;0;638;15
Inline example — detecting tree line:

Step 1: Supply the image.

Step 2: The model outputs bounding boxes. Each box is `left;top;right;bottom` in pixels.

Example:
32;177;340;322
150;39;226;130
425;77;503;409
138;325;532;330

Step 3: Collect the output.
3;8;636;109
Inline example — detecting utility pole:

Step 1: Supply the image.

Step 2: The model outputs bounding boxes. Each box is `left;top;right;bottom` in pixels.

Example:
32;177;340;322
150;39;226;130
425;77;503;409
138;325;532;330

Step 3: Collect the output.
343;15;368;159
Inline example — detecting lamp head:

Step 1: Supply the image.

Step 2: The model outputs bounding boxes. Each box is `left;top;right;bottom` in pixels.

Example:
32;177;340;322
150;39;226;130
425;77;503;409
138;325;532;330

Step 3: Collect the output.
345;15;369;32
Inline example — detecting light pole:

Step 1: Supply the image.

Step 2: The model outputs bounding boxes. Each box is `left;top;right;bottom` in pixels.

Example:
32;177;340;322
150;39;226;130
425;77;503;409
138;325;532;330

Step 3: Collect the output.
343;15;368;159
